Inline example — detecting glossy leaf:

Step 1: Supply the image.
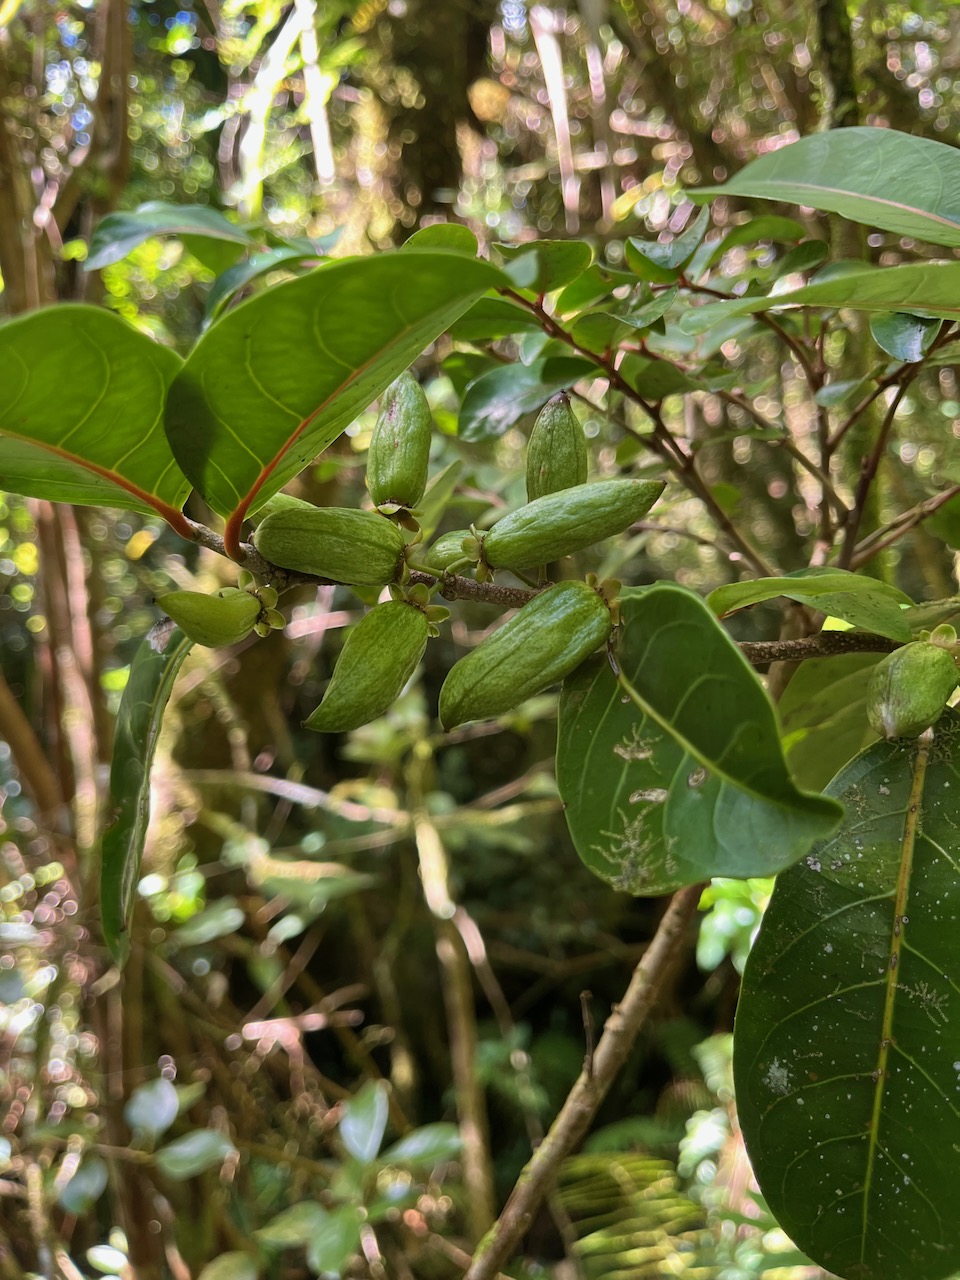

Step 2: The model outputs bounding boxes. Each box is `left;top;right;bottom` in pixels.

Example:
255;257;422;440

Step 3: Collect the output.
557;587;842;894
497;239;593;292
694;127;960;247
101;625;194;965
86;201;255;270
778;653;880;791
380;1123;462;1166
197;1254;259;1280
0;307;191;525
458;355;595;441
681;261;960;334
155;1129;236;1180
870;312;941;362
625;207;710;283
340;1080;388;1163
448;296;543;341
403;223;478;254
165;251;505;554
203;247;319;324
735;717;960;1280
706;215;807;266
708;570;913;642
124;1077;180;1139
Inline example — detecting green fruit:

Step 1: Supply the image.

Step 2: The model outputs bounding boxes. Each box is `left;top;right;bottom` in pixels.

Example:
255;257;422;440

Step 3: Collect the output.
526;392;588;501
157;589;261;647
439;580;613;729
425;529;474;572
305;601;429;732
367;371;433;512
480;478;665;571
254;506;406;586
867;641;959;740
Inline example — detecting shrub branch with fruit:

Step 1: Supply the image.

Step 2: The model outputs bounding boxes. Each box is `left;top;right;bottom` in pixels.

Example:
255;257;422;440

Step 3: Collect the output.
9;126;960;1280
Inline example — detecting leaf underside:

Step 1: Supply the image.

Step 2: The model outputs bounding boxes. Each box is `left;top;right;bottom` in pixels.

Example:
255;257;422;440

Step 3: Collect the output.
557;586;841;894
0;307;189;516
694;128;960;247
164;250;505;544
735;713;960;1280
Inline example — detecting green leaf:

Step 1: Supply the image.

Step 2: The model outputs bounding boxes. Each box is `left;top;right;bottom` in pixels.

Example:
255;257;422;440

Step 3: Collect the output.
768;239;829;278
380;1123;461;1166
778;653;880;791
0;307;190;524
448;296;543;341
155;1129;236;1181
165;251;505;555
403;224;478;255
625;206;711;283
124;1077;180;1139
554;262;636;313
557;587;842;894
734;717;960;1280
86;201;256;270
197;1253;259;1280
870;312;941;362
619;353;702;399
705;215;807;266
58;1155;108;1214
305;1206;362;1276
340;1081;388;1163
681;261;960;334
204;247;319;324
694;127;960;247
101;626;194;965
707;570;913;642
497;239;594;292
255;1201;328;1247
458;356;595;441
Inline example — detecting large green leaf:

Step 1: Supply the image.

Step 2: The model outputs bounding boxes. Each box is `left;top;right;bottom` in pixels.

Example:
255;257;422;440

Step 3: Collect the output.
165;251;505;555
0;307;191;528
778;653;880;791
86;201;256;270
557;586;842;894
694;128;960;247
708;570;913;642
681;261;960;335
100;624;193;965
734;716;960;1280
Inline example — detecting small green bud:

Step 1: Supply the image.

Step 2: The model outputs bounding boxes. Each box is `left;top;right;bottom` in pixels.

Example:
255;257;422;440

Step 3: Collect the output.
867;641;959;741
525;391;588;501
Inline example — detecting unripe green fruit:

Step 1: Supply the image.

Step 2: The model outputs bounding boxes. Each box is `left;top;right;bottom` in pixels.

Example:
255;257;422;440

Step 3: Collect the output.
157;589;261;647
367;371;433;512
480;478;665;572
304;601;429;732
439;580;613;729
867;641;959;740
526;392;588;501
254;507;406;586
426;529;474;572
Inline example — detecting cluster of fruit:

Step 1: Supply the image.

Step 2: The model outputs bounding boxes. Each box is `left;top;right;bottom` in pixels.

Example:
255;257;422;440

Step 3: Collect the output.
158;374;665;733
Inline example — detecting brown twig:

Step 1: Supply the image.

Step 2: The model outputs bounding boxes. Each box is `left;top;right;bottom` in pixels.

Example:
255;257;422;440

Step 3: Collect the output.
463;883;702;1280
740;631;897;664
